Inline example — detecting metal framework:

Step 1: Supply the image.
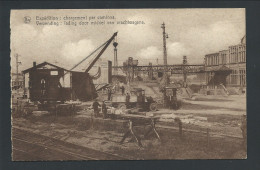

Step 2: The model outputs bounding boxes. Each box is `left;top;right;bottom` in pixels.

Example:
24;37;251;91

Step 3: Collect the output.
113;64;205;75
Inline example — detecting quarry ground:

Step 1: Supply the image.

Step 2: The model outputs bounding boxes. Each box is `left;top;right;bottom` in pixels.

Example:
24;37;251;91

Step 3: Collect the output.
12;94;247;160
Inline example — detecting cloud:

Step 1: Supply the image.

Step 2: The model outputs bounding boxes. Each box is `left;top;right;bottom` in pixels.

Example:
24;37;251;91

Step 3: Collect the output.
136;46;162;64
11;24;37;50
10;10;245;72
136;43;191;65
208;21;244;48
168;42;190;64
38;26;77;45
60;39;95;68
11;24;38;71
114;15;159;47
179;20;245;63
11;24;90;70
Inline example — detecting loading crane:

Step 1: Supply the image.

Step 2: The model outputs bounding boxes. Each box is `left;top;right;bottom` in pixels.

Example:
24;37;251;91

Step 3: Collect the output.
21;32;118;114
58;32;118;102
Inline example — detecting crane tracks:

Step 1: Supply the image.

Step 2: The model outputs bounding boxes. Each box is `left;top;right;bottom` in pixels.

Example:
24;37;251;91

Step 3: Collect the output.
12;127;129;161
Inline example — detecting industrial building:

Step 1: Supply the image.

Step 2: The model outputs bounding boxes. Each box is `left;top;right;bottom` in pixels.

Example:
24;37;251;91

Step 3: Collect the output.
204;35;246;88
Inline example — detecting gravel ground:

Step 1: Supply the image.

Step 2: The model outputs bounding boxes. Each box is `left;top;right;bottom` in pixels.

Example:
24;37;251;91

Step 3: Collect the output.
12;111;246;160
11;93;246;160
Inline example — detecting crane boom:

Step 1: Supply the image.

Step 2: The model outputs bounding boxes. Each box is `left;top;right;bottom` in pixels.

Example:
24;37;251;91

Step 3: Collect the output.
85;32;118;73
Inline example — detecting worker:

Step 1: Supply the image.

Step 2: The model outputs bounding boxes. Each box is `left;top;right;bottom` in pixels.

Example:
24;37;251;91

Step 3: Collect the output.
101;101;107;119
115;83;119;92
173;89;178;109
107;88;112;100
170;96;177;110
121;85;125;95
126;93;130;109
92;100;101;117
137;92;143;110
141;90;146;104
112;85;116;93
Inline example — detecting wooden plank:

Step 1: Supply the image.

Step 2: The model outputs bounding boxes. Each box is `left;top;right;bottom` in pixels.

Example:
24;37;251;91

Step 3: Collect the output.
116;113;160;119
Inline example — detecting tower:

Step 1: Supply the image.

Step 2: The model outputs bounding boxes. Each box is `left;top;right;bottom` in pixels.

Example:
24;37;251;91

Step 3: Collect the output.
15;54;21;85
161;22;169;86
161;22;168;68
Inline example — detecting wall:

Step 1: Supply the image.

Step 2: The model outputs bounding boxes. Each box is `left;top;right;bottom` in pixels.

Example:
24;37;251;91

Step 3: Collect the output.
90;60;112;85
204;36;246;87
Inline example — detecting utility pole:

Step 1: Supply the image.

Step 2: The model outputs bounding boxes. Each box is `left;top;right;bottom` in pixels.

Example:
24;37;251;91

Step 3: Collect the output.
183;56;187;87
161;23;168;68
15;54;22;90
161;22;169;86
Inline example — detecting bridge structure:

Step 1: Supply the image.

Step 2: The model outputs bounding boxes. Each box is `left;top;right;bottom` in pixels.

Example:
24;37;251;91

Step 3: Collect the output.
111;23;206;83
112;62;206;84
113;64;205;75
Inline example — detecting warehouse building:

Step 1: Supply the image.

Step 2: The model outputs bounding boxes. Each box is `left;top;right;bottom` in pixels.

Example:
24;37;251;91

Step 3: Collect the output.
204;35;246;89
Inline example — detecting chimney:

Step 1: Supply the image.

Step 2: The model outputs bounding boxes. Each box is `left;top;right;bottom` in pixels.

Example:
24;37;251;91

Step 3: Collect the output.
33;62;36;67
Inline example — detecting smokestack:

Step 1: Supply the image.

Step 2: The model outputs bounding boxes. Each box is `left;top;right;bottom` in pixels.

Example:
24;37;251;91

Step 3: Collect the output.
33;62;36;67
183;56;187;65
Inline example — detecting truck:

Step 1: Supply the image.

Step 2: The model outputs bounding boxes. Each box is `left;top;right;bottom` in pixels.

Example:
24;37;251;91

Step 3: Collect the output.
107;88;158;112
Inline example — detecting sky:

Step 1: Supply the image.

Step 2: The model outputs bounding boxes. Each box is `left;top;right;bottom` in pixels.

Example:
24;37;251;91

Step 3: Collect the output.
10;9;245;73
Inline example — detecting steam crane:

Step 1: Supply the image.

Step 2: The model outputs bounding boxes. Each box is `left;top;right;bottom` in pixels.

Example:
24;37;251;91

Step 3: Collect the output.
25;32;118;104
67;32;118;101
21;32;118;114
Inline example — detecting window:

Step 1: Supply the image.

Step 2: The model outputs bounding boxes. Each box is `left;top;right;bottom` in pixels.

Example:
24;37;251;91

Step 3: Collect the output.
230;70;239;85
239;69;246;86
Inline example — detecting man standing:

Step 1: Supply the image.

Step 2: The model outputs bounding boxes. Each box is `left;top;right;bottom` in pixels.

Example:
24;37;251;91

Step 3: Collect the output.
92;100;100;117
101;101;107;119
126;93;130;109
137;93;143;110
121;85;125;95
107;88;112;100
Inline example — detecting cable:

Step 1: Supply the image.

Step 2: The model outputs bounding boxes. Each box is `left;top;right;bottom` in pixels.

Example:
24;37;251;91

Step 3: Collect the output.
69;40;109;71
63;39;109;76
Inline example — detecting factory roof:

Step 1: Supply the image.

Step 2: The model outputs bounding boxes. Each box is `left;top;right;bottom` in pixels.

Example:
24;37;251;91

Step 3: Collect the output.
205;65;232;72
22;62;69;74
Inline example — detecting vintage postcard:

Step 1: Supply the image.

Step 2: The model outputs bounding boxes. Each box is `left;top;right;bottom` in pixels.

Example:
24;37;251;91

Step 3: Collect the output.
11;9;246;160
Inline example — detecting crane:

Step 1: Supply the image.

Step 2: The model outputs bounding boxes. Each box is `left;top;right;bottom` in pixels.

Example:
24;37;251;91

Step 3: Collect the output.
63;32;118;101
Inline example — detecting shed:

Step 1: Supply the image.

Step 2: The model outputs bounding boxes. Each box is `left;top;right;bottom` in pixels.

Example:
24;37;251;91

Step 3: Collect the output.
205;65;232;87
22;62;97;102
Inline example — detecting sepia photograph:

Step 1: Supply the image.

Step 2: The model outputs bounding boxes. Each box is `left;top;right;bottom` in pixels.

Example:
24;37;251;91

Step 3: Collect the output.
10;9;246;160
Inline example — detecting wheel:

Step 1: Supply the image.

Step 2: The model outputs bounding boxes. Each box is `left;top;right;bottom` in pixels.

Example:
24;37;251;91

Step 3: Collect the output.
149;102;158;111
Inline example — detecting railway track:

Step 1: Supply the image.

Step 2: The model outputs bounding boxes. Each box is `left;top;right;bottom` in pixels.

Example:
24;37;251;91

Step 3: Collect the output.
12;127;129;161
